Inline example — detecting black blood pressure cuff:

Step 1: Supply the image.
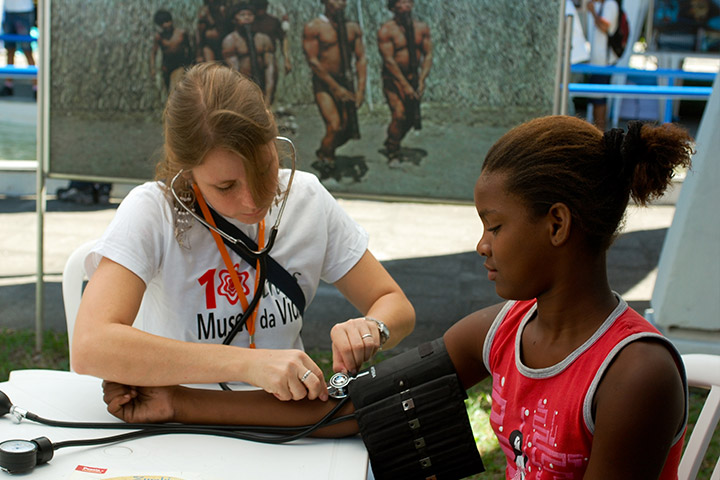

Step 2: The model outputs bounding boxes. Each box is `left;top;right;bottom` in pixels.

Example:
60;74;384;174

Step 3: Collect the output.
347;337;485;480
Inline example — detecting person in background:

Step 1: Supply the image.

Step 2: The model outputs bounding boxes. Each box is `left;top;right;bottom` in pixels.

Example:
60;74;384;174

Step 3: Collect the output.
587;0;619;131
72;62;415;403
566;0;590;65
56;181;111;205
103;115;691;480
1;0;36;98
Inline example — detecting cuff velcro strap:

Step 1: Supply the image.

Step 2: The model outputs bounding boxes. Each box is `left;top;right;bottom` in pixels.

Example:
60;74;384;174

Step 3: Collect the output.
347;338;484;480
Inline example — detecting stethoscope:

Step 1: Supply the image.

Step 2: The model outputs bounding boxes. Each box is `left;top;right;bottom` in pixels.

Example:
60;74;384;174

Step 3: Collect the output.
0;371;366;474
170;136;296;391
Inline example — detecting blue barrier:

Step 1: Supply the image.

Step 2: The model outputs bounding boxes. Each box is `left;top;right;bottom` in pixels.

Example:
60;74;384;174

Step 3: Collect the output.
571;64;717;82
1;34;39;79
0;34;37;43
570;63;716;123
0;65;38;79
568;83;713;100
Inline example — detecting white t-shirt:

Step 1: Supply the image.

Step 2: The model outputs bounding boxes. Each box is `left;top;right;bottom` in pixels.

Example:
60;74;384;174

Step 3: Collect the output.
588;0;619;66
86;170;368;351
567;0;590;64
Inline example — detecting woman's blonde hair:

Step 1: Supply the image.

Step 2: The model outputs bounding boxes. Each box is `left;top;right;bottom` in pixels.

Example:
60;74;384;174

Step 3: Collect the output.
155;62;279;210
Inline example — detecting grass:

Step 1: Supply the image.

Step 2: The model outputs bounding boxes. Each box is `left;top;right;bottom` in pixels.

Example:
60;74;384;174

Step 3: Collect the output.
2;329;718;478
0;328;69;379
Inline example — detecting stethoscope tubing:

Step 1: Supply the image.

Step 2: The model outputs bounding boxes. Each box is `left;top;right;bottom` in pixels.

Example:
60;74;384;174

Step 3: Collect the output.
222;254;267;349
218;248;268;391
4;393;352;449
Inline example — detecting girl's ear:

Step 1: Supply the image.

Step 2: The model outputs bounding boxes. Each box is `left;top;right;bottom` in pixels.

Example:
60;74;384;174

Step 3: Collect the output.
546;202;572;247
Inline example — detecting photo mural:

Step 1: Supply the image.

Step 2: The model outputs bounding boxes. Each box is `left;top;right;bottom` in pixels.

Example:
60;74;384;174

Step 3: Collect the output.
48;0;561;201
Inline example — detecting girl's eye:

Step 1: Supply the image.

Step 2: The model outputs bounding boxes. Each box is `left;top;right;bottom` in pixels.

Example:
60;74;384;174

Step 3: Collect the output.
487;225;501;234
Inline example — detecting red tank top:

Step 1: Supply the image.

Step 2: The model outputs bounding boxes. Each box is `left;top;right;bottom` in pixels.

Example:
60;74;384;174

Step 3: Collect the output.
484;298;686;479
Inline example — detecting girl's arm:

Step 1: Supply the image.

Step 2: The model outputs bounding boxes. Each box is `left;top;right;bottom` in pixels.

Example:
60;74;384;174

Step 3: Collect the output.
103;382;357;438
583;339;685;479
443;303;504;389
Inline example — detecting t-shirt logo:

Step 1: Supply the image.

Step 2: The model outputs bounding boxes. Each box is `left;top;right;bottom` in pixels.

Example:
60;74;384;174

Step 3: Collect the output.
217;265;251;305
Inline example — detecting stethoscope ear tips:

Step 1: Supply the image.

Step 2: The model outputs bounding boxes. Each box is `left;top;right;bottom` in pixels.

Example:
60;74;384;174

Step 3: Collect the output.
0;391;12;416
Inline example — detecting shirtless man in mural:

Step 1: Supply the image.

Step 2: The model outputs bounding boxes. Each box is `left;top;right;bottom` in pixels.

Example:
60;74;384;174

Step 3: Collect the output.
196;0;227;63
302;0;367;180
151;9;193;93
252;0;292;77
222;2;276;106
377;0;433;166
252;0;294;125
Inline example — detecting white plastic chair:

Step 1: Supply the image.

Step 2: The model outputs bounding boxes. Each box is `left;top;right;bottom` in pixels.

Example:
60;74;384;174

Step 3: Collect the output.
61;239;97;370
679;354;720;480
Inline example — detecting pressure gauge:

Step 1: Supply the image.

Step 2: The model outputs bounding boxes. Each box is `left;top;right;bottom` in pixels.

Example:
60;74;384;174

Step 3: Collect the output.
0;437;54;474
0;439;38;473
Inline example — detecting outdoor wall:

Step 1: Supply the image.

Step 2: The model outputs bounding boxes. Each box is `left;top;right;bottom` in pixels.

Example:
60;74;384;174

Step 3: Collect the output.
48;0;561;201
651;73;720;337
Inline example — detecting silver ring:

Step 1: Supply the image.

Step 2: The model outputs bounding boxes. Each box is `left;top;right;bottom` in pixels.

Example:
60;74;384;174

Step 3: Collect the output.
300;369;312;382
361;333;373;340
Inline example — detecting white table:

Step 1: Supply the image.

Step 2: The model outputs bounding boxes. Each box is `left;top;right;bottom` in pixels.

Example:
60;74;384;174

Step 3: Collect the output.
0;370;369;479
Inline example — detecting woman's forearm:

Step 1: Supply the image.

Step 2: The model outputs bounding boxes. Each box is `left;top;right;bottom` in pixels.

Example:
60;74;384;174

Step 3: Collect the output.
366;291;415;350
73;322;256;386
72;258;253;386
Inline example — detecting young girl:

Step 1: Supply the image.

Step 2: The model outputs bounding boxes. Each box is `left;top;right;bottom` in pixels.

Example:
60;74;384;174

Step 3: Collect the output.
445;115;691;478
104;115;692;478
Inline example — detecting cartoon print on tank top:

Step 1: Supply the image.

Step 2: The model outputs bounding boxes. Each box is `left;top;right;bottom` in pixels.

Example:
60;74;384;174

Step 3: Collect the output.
491;372;588;478
509;430;528;479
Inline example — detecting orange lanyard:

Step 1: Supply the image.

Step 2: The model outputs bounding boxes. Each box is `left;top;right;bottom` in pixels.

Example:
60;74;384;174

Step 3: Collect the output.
193;184;265;348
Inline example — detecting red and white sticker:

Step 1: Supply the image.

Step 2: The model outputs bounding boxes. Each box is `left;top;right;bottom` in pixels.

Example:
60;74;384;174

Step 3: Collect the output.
75;465;108;474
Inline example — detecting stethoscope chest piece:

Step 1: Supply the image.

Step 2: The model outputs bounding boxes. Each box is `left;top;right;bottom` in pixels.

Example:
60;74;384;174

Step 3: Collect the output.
327;370;371;399
0;437;53;474
327;372;352;399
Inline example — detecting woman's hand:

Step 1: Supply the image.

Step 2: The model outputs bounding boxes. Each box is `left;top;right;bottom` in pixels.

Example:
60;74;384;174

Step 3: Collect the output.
330;317;380;374
103;381;177;423
245;349;328;402
332;251;416;372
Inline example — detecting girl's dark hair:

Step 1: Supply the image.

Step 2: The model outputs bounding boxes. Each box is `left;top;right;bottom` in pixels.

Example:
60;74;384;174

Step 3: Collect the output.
482;115;693;251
